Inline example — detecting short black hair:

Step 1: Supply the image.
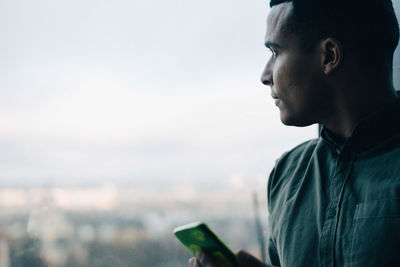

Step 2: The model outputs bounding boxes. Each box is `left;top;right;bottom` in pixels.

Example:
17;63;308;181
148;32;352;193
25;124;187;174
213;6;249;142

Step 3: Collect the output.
269;0;399;77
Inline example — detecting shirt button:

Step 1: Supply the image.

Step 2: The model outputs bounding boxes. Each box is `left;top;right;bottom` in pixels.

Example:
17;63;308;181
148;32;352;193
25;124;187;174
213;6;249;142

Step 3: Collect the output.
328;208;336;218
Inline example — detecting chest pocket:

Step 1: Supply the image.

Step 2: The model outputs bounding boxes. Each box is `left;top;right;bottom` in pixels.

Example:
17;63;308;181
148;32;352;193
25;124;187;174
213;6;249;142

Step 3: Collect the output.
350;199;400;267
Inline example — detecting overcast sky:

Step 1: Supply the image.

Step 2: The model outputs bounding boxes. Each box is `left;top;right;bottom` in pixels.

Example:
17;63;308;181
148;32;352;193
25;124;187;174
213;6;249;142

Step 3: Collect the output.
0;0;317;189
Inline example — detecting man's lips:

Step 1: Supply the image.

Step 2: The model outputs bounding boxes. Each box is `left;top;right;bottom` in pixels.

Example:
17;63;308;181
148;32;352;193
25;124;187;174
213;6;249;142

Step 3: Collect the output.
271;92;280;105
271;89;279;99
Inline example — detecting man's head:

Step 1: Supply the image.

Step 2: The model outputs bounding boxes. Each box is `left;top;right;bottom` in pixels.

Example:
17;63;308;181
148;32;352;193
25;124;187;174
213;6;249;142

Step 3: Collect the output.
261;0;399;127
269;0;399;74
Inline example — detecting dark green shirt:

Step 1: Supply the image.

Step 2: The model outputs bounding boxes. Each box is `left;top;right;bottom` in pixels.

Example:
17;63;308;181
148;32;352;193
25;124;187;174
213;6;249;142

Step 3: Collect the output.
267;98;400;267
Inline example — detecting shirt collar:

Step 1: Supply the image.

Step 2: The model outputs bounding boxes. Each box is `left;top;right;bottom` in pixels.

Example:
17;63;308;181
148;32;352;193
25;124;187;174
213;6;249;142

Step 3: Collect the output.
320;127;345;153
321;97;400;153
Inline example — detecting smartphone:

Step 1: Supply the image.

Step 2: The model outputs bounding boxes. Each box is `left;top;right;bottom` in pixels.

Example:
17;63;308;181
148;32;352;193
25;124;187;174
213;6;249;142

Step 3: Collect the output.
173;221;239;267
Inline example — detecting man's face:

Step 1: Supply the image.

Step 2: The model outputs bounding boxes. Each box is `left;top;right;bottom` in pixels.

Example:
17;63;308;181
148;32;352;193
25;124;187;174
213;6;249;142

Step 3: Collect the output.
261;2;328;126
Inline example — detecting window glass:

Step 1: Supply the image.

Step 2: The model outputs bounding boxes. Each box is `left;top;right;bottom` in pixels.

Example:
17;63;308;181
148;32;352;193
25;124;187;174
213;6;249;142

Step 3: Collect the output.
0;1;316;266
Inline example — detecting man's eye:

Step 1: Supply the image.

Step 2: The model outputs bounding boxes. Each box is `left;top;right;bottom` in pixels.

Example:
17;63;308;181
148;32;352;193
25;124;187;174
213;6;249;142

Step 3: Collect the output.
269;48;278;57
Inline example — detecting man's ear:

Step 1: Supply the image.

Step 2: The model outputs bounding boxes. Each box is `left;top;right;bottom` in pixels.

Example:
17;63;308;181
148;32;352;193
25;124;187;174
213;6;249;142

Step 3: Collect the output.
320;38;342;75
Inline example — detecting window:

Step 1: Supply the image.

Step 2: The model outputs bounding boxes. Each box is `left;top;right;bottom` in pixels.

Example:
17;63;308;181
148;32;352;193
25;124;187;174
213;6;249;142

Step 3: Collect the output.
0;1;316;266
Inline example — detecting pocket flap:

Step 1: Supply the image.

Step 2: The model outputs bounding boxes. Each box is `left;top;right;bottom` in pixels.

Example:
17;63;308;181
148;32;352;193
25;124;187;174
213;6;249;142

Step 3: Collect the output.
355;199;400;219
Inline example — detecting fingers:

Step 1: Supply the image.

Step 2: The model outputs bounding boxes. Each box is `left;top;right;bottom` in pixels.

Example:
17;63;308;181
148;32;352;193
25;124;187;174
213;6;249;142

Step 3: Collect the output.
188;252;218;267
189;257;202;267
236;250;270;267
197;251;218;267
190;250;271;267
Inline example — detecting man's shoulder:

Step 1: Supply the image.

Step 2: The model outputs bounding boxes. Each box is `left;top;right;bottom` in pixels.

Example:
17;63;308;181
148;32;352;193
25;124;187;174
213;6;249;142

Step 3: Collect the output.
267;138;320;193
277;138;320;166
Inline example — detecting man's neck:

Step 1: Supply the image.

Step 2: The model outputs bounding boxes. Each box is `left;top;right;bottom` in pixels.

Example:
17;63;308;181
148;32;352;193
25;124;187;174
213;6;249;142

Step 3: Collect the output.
321;87;398;139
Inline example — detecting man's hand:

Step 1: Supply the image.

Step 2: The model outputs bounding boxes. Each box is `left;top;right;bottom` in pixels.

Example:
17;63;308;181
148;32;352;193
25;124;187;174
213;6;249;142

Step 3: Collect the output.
188;250;272;267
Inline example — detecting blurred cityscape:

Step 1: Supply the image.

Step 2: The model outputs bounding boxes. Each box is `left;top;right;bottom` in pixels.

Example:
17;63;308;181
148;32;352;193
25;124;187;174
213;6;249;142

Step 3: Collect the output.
0;184;268;267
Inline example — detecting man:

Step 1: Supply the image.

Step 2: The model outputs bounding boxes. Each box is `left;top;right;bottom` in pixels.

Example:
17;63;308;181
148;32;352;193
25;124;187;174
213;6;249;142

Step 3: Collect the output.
190;0;400;266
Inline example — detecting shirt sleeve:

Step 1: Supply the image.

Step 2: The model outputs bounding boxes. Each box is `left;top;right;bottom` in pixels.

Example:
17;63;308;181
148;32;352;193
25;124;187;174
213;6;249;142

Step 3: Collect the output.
266;234;280;266
266;167;281;266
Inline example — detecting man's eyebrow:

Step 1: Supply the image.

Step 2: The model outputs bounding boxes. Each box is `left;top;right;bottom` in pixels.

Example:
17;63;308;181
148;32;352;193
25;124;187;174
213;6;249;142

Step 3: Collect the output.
264;41;283;49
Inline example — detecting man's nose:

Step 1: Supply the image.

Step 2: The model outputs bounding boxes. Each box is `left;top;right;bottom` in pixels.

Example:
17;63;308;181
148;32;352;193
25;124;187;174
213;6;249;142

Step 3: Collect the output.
260;60;273;86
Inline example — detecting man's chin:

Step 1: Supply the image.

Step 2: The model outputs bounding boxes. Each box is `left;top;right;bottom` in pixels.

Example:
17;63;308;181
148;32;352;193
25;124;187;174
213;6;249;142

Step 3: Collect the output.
280;114;315;127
